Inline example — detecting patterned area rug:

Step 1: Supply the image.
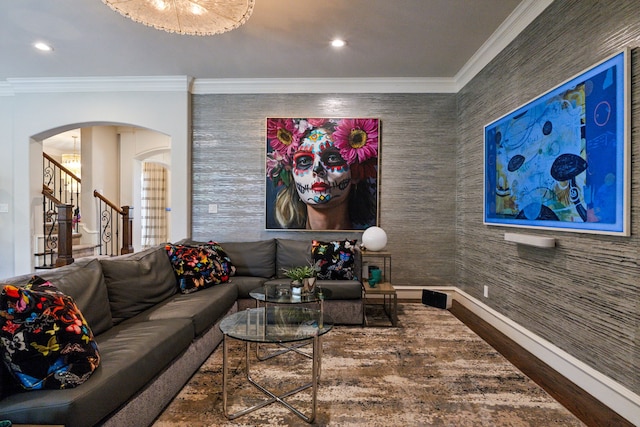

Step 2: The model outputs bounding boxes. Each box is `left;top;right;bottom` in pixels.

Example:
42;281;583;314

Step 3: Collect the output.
153;303;585;426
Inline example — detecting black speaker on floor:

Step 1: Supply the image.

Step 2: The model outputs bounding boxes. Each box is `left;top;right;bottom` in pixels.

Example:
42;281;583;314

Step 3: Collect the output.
422;290;451;309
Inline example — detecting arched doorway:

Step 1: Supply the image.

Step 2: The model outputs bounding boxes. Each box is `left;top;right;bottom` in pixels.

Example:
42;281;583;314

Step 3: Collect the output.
5;78;190;278
38;124;171;263
140;162;169;248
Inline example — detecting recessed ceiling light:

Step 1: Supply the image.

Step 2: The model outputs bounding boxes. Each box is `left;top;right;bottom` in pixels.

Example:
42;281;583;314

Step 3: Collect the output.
331;39;346;48
34;42;54;52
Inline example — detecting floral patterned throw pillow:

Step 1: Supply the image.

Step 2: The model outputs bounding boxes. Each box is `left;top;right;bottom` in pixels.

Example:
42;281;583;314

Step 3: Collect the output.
0;276;101;390
165;242;236;294
311;239;357;280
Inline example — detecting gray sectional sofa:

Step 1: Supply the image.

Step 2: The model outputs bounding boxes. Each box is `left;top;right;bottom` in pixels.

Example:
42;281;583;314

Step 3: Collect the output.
0;238;363;427
190;238;363;323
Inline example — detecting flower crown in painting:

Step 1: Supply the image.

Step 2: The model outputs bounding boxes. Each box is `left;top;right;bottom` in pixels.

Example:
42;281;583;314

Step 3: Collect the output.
266;118;379;188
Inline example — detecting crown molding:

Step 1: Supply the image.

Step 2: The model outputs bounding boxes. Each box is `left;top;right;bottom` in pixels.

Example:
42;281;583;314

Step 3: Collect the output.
0;75;459;96
191;77;458;94
0;0;551;96
5;76;193;94
455;0;554;91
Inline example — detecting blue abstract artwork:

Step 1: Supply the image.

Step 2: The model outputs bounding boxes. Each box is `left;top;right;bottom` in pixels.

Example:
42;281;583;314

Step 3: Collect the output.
484;50;629;235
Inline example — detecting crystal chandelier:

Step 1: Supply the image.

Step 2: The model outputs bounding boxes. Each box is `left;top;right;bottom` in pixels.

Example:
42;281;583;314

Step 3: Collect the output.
62;136;81;179
101;0;255;36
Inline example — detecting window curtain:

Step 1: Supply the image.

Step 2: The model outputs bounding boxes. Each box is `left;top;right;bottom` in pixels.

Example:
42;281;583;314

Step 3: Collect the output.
141;162;167;248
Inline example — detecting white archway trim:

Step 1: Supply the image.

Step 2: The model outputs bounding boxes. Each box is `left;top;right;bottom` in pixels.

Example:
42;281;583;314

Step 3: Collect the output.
9;90;189;275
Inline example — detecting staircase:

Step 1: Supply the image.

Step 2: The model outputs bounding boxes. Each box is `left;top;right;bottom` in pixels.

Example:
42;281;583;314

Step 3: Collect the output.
37;153;93;269
71;235;96;258
36;221;96;269
36;152;134;269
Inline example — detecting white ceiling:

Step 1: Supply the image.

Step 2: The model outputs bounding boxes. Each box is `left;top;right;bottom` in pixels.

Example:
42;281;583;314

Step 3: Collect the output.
43;130;81;155
1;0;541;82
6;0;551;151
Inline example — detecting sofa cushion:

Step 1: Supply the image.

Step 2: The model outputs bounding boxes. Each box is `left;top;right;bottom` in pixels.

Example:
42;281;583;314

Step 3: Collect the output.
312;239;358;280
132;281;238;336
230;276;271;299
165;242;236;294
0;318;193;427
0;277;100;391
0;259;113;336
217;240;276;278
44;259;112;336
100;245;177;324
276;239;312;278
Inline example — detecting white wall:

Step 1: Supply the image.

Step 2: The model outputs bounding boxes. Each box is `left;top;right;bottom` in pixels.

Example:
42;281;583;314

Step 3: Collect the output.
119;127;172;251
82;126;120;241
0;94;14;279
0;76;192;278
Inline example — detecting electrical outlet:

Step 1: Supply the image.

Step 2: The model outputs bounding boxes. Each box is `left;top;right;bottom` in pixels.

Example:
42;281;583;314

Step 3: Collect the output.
483;285;489;298
208;204;218;214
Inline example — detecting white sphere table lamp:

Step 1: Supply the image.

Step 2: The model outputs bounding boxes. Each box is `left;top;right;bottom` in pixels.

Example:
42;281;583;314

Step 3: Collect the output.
361;226;387;251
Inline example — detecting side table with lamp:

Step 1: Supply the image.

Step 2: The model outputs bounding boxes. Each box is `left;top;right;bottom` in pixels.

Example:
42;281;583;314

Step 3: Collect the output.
360;227;398;327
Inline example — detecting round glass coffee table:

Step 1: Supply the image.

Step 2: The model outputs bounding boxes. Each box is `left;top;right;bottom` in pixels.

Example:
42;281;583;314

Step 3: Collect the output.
249;285;332;362
249;284;331;306
219;306;333;423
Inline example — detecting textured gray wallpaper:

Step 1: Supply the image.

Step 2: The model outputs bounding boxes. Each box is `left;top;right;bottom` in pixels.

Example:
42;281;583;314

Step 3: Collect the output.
192;93;457;286
457;0;639;394
191;0;639;399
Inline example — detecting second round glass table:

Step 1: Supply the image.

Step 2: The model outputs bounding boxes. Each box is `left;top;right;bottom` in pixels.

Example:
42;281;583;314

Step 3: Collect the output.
219;306;333;423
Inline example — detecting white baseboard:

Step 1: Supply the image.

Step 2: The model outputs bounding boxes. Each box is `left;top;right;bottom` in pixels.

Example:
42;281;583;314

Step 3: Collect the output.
394;285;640;426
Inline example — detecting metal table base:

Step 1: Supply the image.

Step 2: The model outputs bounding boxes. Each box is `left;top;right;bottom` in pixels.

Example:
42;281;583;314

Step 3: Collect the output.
222;334;322;423
363;281;398;327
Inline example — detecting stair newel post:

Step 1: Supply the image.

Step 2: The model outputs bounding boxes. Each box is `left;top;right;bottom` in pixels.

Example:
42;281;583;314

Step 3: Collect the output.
55;204;75;267
121;205;134;255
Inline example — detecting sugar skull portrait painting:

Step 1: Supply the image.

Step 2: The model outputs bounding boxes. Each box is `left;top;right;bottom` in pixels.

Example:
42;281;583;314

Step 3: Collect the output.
265;117;380;231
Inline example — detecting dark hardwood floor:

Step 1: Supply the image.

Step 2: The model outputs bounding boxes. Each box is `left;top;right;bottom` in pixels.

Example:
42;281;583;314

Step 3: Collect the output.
447;300;634;427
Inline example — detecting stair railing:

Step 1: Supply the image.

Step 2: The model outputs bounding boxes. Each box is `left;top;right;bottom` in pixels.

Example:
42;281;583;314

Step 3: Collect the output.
38;188;74;268
93;190;134;256
37;187;61;268
38;153;82;269
55;204;75;267
43;152;81;233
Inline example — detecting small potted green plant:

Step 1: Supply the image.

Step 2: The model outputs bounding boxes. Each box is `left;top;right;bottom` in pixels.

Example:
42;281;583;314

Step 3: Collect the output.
281;264;319;294
282;264;317;284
